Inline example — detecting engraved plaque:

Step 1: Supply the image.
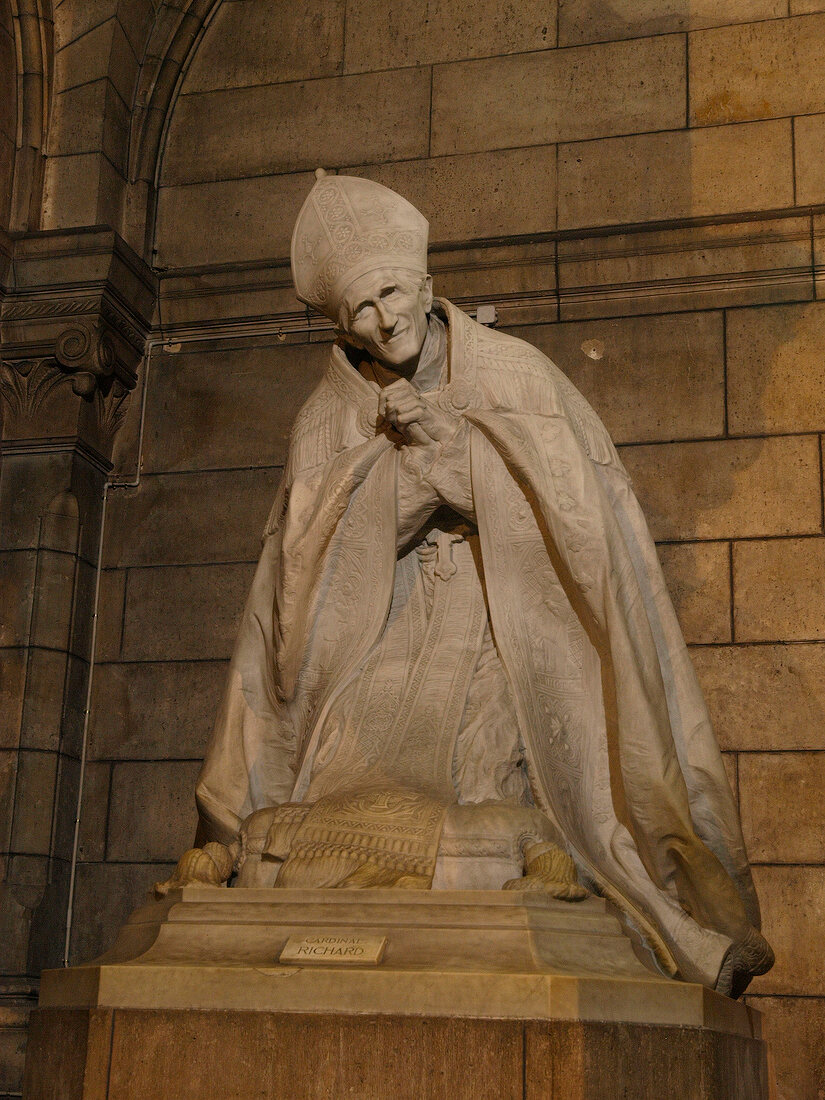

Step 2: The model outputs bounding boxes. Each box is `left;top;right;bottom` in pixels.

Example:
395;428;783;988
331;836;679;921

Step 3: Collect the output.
279;934;387;966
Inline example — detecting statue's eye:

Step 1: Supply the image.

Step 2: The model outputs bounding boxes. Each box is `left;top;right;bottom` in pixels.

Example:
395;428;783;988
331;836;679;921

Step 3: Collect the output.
380;286;396;299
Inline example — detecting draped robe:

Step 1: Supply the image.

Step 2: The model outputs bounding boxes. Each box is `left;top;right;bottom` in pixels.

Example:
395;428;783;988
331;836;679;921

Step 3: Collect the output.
196;298;771;991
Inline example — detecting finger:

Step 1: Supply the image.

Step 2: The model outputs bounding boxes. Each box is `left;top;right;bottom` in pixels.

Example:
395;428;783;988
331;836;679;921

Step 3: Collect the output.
416;408;441;431
385;396;422;413
385;396;424;415
403;423;432;446
385;408;423;428
389;410;424;429
383;378;417;399
394;409;427;427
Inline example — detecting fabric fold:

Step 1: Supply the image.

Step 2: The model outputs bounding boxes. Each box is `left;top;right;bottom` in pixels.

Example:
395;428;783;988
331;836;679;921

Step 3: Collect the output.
196;299;771;992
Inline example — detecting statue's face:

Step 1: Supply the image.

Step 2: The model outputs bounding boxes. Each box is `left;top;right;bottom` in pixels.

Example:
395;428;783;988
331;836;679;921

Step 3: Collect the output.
338;267;433;374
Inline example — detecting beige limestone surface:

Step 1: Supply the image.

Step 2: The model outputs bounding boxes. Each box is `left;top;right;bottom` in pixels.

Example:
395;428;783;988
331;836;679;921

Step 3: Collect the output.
164;69;431;186
726;301;825;434
794;113;825;204
154;172;318;267
739;753;825;863
183;0;346;92
107;761;201;862
346;0;558;69
557;216;814;318
517;312;725;443
357;147;558;243
656;542;732;644
92;570;126;662
102;468;282;569
120;562;255;662
431;34;685;156
750;866;825;994
733;538;825;641
558;0;786;44
620;435;822;541
89;661;226;761
690;14;825;125
691;643;825;752
141;343;327;474
558;120;794;230
753;996;825;1100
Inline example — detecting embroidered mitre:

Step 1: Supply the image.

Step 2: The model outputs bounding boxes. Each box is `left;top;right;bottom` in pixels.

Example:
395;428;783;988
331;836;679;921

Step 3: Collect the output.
290;171;429;320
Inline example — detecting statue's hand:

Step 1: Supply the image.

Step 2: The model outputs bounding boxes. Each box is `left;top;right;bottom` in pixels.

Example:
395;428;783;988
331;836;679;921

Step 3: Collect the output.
377;378;456;447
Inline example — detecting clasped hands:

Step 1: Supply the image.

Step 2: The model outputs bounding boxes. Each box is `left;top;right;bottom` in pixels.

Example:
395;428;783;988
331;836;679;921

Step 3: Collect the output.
371;378;458;460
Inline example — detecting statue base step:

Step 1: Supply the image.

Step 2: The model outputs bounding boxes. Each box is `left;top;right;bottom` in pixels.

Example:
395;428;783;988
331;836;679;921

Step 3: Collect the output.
23;888;770;1098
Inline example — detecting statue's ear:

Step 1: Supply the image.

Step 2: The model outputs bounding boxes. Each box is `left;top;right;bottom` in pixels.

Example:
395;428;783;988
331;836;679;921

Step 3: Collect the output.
423;273;434;312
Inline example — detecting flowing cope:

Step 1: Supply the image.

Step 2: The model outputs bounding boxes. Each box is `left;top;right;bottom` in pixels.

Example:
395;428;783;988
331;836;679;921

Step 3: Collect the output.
197;298;767;991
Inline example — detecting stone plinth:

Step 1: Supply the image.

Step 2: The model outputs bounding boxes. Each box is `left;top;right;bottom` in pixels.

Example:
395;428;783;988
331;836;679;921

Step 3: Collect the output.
23;888;769;1098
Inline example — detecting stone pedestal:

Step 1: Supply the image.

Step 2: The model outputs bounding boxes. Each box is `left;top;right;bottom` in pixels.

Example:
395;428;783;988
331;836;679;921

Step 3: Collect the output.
23;888;769;1098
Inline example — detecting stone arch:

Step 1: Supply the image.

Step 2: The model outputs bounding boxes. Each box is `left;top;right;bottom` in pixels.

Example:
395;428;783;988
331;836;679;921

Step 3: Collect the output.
0;0;17;231
125;0;223;258
4;0;53;232
150;0;349;270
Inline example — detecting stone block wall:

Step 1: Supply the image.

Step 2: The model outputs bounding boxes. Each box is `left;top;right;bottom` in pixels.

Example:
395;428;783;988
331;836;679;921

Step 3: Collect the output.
3;1;825;1097
152;2;825;264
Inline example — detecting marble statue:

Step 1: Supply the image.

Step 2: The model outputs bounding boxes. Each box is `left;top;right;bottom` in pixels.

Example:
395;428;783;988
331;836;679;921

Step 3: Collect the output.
163;171;773;999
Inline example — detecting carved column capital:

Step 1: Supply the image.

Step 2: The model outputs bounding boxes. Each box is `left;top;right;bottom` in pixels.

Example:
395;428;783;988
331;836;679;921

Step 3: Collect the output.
0;228;157;466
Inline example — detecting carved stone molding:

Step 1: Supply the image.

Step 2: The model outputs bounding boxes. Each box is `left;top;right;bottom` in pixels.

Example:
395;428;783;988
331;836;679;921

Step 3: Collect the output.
2;296;100;322
155;209;821;341
0;228;157;465
2;294;145;388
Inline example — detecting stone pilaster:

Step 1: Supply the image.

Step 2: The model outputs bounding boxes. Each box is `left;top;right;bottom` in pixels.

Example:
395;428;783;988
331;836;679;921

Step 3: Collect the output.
0;228;156;1089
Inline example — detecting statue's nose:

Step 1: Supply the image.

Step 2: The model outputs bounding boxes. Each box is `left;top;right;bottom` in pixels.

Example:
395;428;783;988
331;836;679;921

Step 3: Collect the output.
376;301;396;332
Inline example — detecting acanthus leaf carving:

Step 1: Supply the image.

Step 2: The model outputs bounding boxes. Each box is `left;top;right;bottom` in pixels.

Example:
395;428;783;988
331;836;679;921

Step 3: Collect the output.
0;358;72;420
94;379;132;450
